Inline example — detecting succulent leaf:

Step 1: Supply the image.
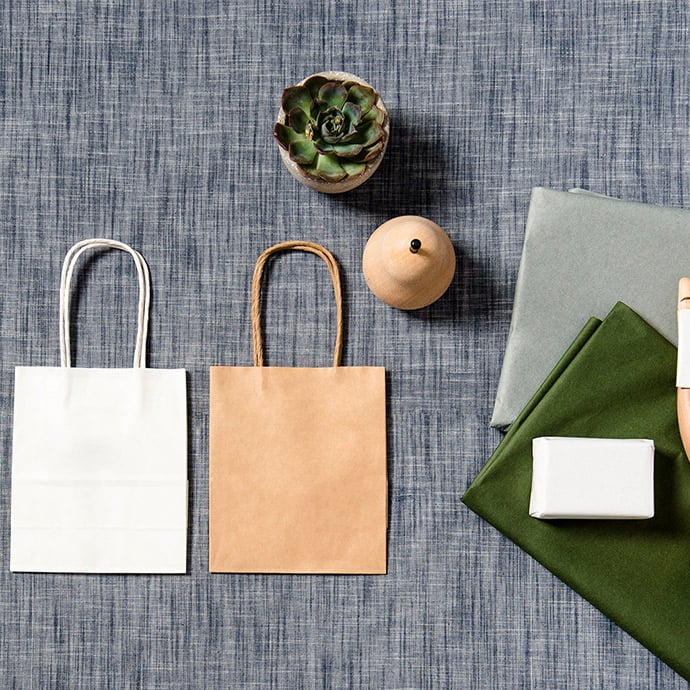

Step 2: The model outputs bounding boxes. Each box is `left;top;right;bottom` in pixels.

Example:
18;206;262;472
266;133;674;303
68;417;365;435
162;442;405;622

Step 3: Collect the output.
299;162;321;179
362;104;386;125
318;82;348;109
288;139;318;165
282;85;313;115
362;121;384;146
341;121;384;147
340;160;366;178
342;101;362;127
350;140;384;163
314;140;335;154
287;107;310;134
331;142;364;158
346;84;376;114
303;75;329;100
274;122;302;150
315;153;348;182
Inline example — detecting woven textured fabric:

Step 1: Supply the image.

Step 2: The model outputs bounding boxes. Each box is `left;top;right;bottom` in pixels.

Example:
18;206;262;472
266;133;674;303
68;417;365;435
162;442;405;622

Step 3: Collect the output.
0;1;688;688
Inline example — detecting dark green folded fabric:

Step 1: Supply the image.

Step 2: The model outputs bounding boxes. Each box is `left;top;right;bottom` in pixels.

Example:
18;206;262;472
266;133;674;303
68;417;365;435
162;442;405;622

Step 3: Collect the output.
463;301;690;681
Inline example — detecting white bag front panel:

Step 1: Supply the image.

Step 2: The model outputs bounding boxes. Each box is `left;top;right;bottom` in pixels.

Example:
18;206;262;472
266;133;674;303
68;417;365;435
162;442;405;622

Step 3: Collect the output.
11;367;187;573
10;239;188;574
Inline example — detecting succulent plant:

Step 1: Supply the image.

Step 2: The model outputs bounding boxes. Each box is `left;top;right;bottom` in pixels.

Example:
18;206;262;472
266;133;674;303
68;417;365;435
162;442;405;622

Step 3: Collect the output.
274;75;387;183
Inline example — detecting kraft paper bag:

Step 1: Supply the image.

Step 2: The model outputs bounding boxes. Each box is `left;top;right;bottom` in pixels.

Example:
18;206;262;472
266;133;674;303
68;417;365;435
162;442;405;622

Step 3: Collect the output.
464;302;690;681
11;239;187;574
209;241;387;574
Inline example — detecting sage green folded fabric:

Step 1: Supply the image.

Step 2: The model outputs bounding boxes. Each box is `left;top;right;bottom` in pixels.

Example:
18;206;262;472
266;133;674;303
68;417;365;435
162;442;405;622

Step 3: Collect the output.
463;301;690;681
491;187;690;430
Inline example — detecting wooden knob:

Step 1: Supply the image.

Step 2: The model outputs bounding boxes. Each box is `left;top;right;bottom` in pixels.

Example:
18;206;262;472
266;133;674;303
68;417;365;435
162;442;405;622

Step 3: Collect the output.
362;216;455;310
679;277;690;309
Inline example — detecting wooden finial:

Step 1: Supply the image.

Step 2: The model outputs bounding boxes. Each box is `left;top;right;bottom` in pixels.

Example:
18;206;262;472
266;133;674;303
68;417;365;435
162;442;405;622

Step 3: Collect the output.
362;215;456;310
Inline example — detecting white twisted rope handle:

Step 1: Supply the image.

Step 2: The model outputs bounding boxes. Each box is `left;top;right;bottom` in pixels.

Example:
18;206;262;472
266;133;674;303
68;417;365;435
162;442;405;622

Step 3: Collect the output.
59;238;151;368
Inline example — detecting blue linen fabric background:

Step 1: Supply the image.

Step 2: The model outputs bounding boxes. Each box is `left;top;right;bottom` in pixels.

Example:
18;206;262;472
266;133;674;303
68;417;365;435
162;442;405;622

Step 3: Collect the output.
0;1;688;688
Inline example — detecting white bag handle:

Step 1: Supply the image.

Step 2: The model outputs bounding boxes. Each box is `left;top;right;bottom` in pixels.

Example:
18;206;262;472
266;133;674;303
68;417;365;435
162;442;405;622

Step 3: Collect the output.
59;238;151;368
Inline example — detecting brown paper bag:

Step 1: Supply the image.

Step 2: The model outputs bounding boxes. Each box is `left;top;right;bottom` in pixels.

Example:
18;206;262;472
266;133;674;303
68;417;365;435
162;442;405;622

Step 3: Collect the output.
209;241;387;574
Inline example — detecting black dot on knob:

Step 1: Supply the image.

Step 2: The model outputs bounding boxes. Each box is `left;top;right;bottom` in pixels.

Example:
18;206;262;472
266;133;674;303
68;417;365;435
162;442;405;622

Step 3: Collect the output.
410;239;422;254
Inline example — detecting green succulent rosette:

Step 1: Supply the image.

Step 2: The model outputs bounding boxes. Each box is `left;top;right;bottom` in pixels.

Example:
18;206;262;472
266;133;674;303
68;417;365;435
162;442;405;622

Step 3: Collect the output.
274;75;387;183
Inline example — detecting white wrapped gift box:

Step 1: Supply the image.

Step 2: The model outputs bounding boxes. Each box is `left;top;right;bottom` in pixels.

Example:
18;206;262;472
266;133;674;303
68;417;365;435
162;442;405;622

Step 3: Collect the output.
529;437;655;520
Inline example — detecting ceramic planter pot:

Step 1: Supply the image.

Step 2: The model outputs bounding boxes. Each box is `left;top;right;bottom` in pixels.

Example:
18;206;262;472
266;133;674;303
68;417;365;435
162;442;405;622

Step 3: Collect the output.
275;71;389;194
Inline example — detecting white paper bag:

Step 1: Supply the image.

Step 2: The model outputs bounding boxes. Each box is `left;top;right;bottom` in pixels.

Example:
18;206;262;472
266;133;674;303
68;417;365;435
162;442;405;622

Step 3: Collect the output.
10;239;187;573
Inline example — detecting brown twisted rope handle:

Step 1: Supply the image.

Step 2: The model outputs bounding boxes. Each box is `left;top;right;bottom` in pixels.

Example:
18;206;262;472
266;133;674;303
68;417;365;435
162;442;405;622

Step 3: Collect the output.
251;241;343;367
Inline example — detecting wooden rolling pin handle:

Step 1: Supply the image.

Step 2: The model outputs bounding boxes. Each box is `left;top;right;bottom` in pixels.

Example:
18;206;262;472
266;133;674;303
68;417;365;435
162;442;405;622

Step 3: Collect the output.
677;277;690;462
